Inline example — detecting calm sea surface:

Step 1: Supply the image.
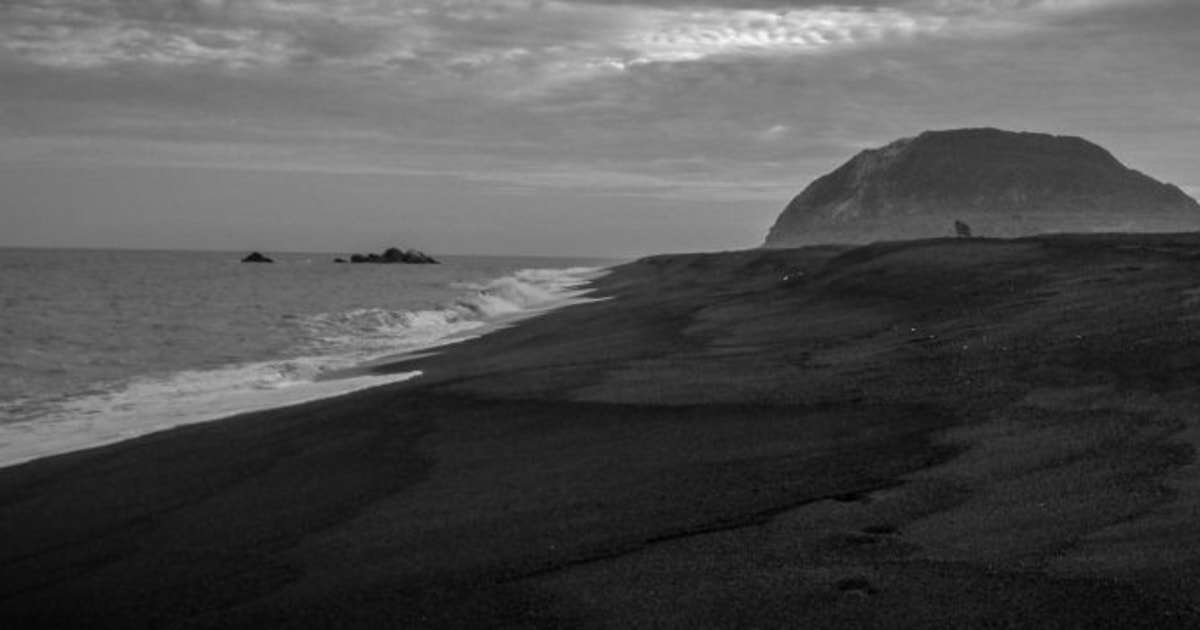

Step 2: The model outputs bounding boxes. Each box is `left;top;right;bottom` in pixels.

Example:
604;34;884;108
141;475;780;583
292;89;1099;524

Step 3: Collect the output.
0;248;613;467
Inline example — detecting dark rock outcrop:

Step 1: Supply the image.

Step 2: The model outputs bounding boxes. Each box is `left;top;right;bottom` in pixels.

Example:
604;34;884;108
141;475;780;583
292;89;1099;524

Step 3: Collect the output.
764;128;1200;247
241;252;274;263
346;247;438;264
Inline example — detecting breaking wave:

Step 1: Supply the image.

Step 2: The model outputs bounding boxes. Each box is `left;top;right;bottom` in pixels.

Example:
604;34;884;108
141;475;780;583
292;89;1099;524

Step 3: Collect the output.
296;266;602;356
0;265;605;469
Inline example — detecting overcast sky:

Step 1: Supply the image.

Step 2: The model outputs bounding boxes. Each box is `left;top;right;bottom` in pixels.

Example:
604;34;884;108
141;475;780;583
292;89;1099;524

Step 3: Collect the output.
1;0;1197;257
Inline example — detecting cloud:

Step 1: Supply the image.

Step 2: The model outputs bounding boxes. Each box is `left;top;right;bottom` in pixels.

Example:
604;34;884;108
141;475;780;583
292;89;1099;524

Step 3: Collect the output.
0;0;1169;70
757;124;791;141
0;1;958;77
617;6;947;64
0;0;1159;92
0;0;1197;204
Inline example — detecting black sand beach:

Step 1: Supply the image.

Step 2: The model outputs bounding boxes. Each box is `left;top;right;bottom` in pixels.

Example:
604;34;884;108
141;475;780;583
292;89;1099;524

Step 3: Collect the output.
4;233;1200;628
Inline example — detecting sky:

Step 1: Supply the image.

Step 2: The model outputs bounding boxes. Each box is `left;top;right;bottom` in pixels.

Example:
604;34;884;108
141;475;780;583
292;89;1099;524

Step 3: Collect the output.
1;0;1198;257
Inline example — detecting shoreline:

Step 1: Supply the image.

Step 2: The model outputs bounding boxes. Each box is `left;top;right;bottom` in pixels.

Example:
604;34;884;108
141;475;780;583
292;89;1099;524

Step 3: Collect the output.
0;264;609;472
4;234;1200;627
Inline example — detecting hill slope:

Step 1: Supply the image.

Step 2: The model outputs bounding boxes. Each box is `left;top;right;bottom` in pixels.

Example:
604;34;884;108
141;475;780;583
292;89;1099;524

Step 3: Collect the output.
764;128;1199;247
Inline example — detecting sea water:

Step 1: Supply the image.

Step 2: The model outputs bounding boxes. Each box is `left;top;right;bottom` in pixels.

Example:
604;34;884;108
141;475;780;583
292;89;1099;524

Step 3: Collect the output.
0;248;613;468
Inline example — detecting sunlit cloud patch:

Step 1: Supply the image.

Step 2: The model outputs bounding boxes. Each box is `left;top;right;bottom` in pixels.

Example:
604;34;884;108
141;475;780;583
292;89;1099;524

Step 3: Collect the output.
620;7;948;64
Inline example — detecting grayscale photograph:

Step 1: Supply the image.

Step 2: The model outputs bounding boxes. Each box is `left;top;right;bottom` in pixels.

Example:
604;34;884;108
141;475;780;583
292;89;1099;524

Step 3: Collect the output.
2;0;1199;627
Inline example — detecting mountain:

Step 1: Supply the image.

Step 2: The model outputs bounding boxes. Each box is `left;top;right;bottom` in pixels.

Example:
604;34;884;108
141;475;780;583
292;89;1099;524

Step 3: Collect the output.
764;128;1200;247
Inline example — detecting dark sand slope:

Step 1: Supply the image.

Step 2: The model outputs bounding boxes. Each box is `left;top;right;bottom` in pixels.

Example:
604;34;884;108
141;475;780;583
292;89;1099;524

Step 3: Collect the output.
5;235;1200;628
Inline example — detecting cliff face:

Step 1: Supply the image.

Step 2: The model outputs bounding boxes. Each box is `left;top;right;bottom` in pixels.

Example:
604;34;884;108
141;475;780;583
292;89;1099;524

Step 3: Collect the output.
764;128;1200;247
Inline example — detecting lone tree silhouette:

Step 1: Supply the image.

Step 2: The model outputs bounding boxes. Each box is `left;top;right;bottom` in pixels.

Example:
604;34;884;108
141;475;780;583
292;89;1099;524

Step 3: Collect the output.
954;220;973;238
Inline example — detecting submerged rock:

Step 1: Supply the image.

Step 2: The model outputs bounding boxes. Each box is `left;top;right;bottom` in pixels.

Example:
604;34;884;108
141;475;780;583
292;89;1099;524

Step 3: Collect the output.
241;252;274;263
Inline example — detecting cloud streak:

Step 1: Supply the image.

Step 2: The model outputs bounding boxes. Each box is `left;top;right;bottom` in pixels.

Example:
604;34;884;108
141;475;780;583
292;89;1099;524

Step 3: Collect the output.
619;6;947;64
0;0;1073;76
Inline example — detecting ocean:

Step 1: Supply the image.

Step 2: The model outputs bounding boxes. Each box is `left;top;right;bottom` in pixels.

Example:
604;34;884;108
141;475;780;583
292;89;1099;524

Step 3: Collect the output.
0;248;613;468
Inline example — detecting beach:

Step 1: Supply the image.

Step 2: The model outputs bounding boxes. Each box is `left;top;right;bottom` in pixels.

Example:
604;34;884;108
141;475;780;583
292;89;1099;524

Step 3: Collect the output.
4;233;1200;628
0;250;608;468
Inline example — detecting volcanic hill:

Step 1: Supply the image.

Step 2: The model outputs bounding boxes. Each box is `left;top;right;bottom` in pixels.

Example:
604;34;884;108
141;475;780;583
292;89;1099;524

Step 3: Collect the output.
764;128;1199;247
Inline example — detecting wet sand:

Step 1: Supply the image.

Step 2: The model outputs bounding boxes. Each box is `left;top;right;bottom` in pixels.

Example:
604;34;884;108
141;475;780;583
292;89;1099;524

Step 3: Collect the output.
4;234;1200;628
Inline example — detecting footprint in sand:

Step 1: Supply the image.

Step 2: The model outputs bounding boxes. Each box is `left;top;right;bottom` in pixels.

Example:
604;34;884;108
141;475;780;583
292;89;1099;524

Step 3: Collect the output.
835;577;878;596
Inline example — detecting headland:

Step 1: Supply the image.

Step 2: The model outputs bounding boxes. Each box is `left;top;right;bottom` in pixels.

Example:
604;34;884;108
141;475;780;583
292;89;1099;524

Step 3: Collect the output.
765;128;1200;246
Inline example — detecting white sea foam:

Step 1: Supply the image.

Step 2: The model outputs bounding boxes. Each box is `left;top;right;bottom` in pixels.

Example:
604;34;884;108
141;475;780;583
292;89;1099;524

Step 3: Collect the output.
297;265;602;356
0;265;605;470
0;366;423;470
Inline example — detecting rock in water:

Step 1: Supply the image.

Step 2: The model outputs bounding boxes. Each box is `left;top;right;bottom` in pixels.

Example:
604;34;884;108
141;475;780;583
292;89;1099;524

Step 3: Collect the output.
380;247;409;263
241;252;274;263
763;128;1200;247
346;247;439;264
